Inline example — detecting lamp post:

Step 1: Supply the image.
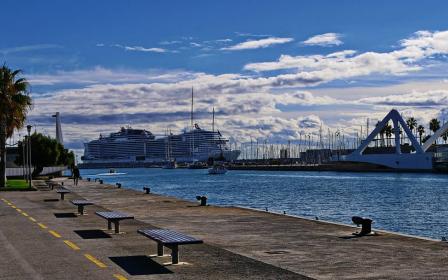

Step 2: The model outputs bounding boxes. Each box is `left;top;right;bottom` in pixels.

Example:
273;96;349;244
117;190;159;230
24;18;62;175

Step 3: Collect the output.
27;125;32;188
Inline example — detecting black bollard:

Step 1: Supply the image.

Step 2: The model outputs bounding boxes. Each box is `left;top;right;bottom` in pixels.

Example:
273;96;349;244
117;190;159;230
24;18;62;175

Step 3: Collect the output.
116;183;121;188
143;187;150;194
196;195;207;206
352;216;373;236
99;179;103;184
61;182;64;186
87;178;91;182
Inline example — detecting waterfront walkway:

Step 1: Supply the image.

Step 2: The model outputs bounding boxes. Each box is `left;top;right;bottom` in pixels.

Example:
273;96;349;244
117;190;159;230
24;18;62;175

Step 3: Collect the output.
1;179;448;279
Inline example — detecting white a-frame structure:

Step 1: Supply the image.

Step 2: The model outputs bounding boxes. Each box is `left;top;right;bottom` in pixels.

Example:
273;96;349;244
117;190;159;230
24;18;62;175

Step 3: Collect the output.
342;109;433;170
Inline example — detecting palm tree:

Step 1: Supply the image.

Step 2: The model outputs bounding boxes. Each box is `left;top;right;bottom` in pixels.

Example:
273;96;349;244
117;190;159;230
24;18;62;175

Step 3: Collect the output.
429;118;440;134
417;125;425;144
384;122;393;147
406;117;417;143
0;65;32;188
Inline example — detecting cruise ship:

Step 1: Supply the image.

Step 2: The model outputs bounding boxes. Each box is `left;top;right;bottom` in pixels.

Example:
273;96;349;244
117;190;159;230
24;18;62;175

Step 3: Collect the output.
81;125;241;166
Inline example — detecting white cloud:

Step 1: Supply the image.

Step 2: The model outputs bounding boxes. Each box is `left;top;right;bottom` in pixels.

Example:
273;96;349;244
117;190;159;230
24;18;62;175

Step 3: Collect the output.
359;89;448;107
221;37;294;51
303;33;343;46
28;67;199;86
123;46;166;53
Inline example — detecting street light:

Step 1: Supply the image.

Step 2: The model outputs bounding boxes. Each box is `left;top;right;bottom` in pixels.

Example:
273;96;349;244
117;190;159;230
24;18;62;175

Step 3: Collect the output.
27;125;32;188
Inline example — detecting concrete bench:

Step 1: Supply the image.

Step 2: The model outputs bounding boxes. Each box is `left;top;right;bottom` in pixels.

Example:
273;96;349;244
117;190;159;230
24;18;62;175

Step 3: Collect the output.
95;211;134;233
70;200;93;215
56;188;70;200
137;228;203;264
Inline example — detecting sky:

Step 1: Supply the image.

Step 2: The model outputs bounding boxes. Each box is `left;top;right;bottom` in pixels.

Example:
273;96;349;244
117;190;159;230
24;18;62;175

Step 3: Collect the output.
2;0;448;158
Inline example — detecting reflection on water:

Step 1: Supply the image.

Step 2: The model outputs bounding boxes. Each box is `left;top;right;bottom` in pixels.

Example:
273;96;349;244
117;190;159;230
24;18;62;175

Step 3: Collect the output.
81;168;448;239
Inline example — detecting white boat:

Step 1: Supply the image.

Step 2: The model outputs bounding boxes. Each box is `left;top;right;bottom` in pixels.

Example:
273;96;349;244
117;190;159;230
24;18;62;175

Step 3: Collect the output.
208;164;227;175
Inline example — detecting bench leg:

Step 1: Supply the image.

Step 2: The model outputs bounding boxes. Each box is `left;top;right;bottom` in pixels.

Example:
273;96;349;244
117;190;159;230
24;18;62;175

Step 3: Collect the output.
157;243;164;256
170;245;179;264
60;193;65;200
77;205;84;215
107;220;112;230
114;221;120;234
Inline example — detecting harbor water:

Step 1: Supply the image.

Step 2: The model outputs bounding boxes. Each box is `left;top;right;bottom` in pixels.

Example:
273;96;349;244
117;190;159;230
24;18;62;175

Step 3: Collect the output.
80;168;448;240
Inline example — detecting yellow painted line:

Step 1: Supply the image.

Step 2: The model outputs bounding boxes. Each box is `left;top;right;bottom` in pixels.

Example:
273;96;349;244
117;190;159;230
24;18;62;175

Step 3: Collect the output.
84;254;107;268
28;217;37;222
16;208;22;213
113;274;128;280
11;205;16;209
7;202;12;206
37;223;48;229
21;212;29;217
63;240;80;251
1;198;7;202
48;230;62;238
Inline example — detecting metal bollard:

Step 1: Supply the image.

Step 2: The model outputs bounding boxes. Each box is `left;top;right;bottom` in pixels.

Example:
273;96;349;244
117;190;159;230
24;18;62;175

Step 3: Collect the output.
143;187;150;194
99;179;103;184
87;178;91;182
352;216;373;236
116;183;121;188
196;195;207;206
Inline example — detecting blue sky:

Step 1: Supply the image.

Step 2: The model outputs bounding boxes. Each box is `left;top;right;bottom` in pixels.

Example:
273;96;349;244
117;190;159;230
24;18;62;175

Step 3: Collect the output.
3;1;448;155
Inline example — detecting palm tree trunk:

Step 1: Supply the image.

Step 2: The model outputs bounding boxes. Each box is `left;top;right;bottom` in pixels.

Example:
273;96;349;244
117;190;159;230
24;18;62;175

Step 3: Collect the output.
0;120;6;188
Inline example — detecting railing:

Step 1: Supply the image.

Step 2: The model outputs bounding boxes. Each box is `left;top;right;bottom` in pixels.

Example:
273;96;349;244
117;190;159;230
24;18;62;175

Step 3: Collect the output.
6;166;67;177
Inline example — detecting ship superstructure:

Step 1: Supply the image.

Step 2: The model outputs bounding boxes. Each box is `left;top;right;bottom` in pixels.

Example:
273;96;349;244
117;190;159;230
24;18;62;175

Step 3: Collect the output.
82;126;240;164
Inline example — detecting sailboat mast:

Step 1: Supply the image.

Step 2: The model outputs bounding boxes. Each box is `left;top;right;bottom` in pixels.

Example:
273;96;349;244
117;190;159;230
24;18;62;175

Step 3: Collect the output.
190;87;194;128
212;107;215;132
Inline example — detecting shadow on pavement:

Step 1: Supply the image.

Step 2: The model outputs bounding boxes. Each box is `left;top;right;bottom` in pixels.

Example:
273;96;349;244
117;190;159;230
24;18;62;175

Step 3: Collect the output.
44;199;59;202
74;229;111;239
54;212;77;218
109;255;173;275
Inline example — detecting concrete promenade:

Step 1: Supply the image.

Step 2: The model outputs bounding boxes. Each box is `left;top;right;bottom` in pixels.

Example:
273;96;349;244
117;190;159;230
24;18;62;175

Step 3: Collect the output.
1;179;448;279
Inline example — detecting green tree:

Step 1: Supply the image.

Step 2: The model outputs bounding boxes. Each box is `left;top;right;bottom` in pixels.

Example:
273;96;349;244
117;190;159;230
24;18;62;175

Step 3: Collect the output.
16;133;74;177
417;125;425;144
0;65;32;188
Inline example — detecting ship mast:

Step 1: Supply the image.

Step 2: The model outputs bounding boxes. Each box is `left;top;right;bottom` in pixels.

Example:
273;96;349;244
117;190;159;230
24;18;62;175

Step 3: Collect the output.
190;87;194;129
212;107;215;133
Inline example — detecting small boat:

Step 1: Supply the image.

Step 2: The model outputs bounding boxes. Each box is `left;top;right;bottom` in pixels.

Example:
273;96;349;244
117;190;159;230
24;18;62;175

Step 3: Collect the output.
109;168;116;174
208;164;227;175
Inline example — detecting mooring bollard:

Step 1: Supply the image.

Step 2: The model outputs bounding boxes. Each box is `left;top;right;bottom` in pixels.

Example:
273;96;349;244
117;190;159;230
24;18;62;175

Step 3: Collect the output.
99;179;103;184
87;178;91;182
196;195;207;206
61;182;64;186
143;187;150;194
116;183;121;188
352;216;373;236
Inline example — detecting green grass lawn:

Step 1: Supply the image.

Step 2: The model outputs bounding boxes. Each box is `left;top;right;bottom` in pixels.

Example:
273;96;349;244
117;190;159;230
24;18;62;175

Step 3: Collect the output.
1;179;33;191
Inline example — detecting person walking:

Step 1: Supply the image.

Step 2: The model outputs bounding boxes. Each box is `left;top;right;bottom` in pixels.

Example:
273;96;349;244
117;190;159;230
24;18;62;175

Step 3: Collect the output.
73;166;80;186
